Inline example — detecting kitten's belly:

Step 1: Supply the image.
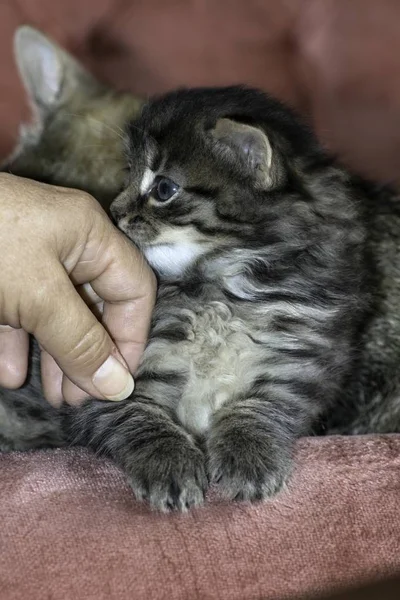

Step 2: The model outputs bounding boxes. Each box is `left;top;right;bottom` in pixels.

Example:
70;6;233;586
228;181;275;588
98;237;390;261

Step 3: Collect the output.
173;302;259;435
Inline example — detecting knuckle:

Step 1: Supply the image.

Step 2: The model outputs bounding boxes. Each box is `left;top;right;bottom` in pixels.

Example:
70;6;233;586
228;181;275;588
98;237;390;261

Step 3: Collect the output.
69;189;100;215
20;282;53;332
63;322;111;372
80;191;99;210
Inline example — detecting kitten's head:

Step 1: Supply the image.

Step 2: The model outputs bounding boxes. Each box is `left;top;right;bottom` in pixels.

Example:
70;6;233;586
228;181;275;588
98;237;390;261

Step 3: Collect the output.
111;86;326;278
3;26;142;208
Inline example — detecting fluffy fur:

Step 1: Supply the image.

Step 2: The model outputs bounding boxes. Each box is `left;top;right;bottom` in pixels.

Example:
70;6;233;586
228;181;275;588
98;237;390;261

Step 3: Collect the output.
2;28;400;512
5;26;142;209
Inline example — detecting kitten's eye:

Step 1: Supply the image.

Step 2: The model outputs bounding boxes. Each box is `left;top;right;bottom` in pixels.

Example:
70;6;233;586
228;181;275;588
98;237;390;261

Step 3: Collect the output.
152;177;180;202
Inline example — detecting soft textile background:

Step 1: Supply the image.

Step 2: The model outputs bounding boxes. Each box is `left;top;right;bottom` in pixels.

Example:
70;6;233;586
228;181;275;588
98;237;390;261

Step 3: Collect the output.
1;0;400;184
1;1;400;598
2;437;400;600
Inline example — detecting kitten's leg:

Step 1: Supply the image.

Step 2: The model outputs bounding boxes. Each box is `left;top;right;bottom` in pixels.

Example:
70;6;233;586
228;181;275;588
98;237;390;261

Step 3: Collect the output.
0;340;65;452
0;391;65;451
67;383;207;512
207;388;311;501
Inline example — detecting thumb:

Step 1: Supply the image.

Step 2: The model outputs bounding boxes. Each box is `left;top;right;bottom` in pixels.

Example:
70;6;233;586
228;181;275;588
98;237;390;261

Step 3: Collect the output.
27;266;135;403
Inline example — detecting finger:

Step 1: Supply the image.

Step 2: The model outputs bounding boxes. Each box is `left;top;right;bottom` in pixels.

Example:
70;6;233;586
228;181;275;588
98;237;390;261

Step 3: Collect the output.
42;286;104;406
61;345;129;406
61;376;89;407
72;228;156;374
63;284;105;405
0;327;29;389
110;340;146;377
76;283;104;320
77;283;104;310
41;350;64;408
27;263;135;402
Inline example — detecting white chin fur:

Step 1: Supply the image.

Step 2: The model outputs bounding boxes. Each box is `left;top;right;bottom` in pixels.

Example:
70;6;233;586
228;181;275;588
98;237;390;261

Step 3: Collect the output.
144;243;203;277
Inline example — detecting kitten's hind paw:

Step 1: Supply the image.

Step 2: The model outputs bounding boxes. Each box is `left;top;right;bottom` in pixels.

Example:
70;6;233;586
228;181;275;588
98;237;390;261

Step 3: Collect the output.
125;439;207;512
207;425;291;502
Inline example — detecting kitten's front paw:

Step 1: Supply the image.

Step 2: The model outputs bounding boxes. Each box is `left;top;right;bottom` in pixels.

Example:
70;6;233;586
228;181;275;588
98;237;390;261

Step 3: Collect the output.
208;424;291;502
125;438;207;512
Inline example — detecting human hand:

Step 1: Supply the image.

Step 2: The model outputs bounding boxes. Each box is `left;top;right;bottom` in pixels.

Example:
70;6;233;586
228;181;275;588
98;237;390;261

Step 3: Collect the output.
0;173;156;406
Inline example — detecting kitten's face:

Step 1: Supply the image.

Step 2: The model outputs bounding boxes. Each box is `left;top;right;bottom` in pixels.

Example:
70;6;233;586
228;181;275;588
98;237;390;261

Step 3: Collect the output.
111;132;241;277
110;87;320;278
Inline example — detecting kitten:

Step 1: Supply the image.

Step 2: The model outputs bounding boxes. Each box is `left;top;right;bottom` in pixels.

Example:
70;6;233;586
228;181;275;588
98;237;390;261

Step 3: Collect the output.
4;26;142;210
3;28;400;512
82;86;366;508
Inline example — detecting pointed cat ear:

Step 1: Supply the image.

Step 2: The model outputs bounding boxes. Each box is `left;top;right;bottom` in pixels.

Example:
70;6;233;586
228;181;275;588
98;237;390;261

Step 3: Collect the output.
14;26;97;114
211;118;273;188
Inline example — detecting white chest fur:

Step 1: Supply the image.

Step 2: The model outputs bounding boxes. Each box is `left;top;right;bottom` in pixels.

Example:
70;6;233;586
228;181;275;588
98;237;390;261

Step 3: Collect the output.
144;243;204;277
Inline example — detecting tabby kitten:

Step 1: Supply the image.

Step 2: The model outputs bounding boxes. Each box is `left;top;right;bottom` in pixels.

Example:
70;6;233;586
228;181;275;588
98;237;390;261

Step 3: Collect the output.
84;86;366;508
3;27;400;512
5;26;142;209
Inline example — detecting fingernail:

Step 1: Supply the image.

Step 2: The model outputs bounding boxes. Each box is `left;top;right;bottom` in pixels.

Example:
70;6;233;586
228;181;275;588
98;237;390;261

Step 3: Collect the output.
92;355;135;401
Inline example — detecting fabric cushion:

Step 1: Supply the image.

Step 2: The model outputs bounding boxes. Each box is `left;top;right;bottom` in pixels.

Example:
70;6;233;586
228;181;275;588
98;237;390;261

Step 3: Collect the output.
2;437;400;599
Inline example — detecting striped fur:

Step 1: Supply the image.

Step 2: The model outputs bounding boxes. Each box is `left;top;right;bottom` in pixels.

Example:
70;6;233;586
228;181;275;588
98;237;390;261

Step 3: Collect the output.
3;33;400;511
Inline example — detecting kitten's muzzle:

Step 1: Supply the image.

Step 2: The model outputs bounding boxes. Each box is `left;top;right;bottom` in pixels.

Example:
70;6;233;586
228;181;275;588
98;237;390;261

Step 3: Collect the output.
110;202;143;225
109;202;126;222
116;213;145;232
109;188;133;222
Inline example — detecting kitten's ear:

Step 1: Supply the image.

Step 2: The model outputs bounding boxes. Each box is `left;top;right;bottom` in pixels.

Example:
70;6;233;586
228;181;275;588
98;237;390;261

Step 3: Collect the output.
14;26;98;114
211;118;273;188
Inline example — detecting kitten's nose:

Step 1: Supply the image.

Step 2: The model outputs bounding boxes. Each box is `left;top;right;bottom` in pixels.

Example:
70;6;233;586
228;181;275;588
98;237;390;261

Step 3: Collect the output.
110;202;124;221
110;188;131;221
114;212;144;233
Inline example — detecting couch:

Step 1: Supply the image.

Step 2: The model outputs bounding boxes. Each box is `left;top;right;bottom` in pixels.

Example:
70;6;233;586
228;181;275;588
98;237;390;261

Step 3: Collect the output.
1;1;400;599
